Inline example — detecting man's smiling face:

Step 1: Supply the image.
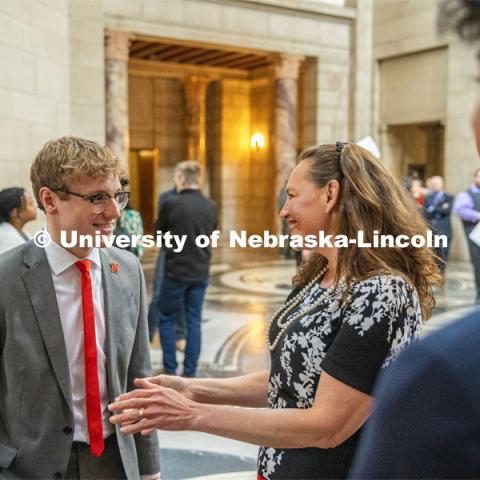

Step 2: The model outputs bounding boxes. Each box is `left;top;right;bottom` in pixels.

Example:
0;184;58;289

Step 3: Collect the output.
46;174;122;257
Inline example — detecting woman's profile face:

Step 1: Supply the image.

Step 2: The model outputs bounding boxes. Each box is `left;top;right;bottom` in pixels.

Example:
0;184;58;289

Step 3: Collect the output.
9;191;37;223
19;191;37;222
280;159;331;239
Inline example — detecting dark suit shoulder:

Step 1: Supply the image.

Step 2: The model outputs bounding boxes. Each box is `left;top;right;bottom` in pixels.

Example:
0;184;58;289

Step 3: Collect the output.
420;310;480;359
159;188;176;202
349;314;480;480
188;192;216;211
172;191;216;212
159;195;176;208
158;195;182;218
404;310;480;394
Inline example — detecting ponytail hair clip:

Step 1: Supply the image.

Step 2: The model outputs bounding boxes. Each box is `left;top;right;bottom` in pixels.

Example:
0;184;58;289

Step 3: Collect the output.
336;141;348;154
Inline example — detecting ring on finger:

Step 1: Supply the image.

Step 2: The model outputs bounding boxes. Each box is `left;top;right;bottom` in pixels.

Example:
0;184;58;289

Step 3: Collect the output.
138;408;144;418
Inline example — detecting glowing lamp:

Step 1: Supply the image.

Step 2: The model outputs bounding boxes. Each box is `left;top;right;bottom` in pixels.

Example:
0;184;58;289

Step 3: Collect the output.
250;133;265;150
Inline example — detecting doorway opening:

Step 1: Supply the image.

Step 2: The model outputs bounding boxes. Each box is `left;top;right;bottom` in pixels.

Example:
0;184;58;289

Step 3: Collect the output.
129;148;160;234
388;122;445;182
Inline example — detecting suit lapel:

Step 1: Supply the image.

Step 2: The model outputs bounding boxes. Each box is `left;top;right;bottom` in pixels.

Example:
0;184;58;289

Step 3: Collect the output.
22;244;72;410
100;250;122;400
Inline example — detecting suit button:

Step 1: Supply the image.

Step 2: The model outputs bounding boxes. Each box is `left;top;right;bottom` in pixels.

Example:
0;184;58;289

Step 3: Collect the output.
63;426;73;435
53;473;62;479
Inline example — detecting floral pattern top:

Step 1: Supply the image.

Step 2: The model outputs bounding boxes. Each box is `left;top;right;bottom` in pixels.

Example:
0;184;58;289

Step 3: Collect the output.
114;209;144;259
257;275;422;480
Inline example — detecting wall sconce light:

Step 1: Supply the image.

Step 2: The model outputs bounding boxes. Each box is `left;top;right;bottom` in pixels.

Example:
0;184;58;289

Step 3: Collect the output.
250;133;265;150
138;149;154;158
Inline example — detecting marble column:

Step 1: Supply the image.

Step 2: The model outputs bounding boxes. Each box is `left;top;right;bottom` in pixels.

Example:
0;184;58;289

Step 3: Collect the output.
274;53;304;210
352;0;374;140
105;29;132;176
183;75;211;174
379;125;402;179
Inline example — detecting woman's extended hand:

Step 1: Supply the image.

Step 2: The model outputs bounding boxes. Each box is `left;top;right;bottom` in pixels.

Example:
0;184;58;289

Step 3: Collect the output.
134;375;194;399
108;380;200;435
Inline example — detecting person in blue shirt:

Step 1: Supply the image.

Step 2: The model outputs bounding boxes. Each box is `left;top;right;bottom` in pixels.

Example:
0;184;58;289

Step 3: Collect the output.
349;1;480;478
454;168;480;301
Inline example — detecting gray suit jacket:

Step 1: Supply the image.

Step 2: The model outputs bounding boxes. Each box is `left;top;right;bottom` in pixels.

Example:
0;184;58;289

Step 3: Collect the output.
0;242;160;479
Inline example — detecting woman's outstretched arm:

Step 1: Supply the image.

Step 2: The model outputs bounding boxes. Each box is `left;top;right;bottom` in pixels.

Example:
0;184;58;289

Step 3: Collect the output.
109;371;372;449
138;370;270;407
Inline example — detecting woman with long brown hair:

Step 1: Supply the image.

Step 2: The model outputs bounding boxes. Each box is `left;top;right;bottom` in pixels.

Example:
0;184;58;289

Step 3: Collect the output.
109;143;441;480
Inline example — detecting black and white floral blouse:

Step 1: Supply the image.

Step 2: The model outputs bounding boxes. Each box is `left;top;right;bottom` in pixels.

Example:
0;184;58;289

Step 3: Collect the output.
257;274;422;480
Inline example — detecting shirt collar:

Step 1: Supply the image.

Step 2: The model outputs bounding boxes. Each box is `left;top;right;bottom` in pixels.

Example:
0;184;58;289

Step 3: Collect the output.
44;231;101;275
470;183;480;193
179;188;200;195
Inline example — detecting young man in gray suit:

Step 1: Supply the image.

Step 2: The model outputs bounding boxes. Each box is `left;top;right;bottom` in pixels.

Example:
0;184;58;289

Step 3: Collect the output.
0;137;160;479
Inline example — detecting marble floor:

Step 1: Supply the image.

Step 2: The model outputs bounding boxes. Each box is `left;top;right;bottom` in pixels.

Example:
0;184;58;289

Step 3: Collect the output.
141;250;479;480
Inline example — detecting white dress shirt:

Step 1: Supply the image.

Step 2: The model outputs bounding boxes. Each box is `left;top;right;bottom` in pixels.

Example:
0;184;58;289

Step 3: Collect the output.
44;239;115;443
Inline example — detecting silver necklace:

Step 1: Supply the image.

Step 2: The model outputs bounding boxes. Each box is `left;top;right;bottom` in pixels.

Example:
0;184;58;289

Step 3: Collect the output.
266;267;346;351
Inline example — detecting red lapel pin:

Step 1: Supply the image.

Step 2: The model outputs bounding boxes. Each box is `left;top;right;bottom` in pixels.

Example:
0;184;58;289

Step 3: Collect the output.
110;262;119;273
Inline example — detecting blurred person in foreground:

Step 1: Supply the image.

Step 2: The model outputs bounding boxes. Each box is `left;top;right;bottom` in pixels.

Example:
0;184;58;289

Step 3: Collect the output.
424;175;453;274
109;143;440;480
0;137;159;479
0;187;37;254
348;1;480;478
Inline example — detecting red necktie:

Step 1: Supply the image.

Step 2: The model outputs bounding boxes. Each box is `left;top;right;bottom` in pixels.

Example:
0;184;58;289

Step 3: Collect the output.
75;259;104;457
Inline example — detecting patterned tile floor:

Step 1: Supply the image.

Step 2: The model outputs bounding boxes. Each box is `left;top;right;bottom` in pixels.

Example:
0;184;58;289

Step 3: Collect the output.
141;250;478;480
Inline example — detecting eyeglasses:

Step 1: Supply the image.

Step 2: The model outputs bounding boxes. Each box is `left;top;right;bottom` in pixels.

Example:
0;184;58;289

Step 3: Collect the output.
53;189;131;213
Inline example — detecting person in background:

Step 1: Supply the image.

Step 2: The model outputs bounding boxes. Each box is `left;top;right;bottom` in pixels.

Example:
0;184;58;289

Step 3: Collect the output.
348;2;480;478
148;179;187;348
402;175;413;193
113;178;144;260
424;176;433;195
153;160;217;377
454;167;480;302
410;178;426;206
0;186;37;254
424;175;453;274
